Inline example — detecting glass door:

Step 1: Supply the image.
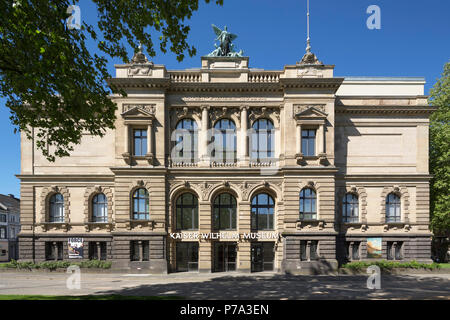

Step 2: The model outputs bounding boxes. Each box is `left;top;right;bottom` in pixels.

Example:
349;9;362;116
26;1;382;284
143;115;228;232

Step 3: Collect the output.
214;243;236;272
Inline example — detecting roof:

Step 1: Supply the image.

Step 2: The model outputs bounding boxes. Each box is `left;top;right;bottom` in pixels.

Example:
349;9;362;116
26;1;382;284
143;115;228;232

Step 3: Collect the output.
0;194;20;212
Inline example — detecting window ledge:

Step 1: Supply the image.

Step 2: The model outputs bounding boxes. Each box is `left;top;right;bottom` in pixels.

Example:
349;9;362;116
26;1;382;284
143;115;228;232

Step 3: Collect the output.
296;219;325;230
125;219;156;230
39;222;69;232
383;222;411;232
84;222;114;232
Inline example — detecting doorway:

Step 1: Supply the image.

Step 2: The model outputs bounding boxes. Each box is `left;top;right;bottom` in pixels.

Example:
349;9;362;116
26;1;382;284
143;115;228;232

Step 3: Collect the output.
213;242;237;272
251;242;275;272
176;242;199;272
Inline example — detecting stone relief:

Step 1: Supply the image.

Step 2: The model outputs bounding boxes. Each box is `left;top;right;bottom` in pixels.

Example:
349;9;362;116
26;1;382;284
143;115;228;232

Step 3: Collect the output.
122;104;156;115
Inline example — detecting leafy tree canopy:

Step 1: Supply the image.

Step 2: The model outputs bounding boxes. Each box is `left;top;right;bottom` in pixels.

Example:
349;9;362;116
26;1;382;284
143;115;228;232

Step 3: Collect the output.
429;61;450;236
0;0;222;161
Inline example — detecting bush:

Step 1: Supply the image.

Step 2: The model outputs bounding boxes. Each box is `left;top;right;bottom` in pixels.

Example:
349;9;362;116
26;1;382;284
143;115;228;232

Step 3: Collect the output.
342;260;440;271
0;259;111;270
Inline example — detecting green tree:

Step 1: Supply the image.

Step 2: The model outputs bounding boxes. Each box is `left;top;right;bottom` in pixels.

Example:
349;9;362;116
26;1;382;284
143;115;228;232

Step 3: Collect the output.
0;0;222;161
429;61;450;236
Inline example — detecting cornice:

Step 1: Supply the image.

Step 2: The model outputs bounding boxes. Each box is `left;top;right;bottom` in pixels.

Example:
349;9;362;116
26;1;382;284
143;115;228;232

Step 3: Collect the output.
168;82;282;93
335;105;436;114
16;174;115;182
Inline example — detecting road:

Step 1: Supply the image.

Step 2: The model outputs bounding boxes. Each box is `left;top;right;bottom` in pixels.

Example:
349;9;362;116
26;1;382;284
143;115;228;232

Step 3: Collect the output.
0;271;449;299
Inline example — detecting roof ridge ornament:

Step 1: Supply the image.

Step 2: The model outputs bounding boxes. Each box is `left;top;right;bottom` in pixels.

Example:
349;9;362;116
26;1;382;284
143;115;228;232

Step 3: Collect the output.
299;0;323;66
131;41;150;64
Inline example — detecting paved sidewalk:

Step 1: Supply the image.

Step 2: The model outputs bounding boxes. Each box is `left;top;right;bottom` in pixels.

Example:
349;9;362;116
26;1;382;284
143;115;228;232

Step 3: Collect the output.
0;271;449;299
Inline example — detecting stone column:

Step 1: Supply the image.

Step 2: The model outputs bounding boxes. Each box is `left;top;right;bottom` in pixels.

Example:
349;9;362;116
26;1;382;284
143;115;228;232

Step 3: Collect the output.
199;106;210;167
306;241;311;261
296;123;302;155
139;241;143;262
146;120;153;164
198;200;212;272
97;242;101;260
237;201;251;272
52;242;57;261
239;106;249;166
318;124;325;155
124;124;129;154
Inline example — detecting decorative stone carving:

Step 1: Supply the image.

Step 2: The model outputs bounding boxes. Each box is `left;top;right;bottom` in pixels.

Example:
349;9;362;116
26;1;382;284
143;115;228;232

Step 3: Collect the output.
336;185;368;225
83;186;114;232
170;106;202;129
293;104;326;116
248;107;280;127
127;45;153;77
39;186;71;232
380;185;410;225
209;106;241;126
297;66;324;78
122;104;156;115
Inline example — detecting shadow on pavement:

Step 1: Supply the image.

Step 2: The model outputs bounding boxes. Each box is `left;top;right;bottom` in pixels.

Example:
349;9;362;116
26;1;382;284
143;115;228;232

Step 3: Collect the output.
95;274;450;300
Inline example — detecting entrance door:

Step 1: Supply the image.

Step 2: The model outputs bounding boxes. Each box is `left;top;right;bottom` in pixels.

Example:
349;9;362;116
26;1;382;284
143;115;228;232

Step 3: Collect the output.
251;242;274;272
214;243;236;272
176;242;199;272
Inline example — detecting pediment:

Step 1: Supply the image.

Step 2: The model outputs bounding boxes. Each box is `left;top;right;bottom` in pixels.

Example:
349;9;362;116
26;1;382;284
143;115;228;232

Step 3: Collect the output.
121;104;156;119
294;106;328;119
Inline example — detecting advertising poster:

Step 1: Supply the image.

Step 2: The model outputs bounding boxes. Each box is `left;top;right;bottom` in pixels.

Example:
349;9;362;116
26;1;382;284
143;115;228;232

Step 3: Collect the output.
367;237;382;259
68;238;84;259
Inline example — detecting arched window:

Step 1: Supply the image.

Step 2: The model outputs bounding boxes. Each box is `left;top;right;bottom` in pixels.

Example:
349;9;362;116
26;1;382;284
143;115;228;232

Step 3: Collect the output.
251;193;275;230
213;193;237;230
342;193;358;223
212;119;236;163
176;193;198;230
132;188;149;220
386;193;401;223
251;119;274;161
175;119;198;163
92;193;108;223
299;188;316;220
49;193;64;222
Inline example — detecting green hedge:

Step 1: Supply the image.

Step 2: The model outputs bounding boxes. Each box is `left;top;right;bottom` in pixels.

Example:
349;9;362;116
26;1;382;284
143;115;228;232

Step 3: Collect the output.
0;259;112;270
342;260;440;271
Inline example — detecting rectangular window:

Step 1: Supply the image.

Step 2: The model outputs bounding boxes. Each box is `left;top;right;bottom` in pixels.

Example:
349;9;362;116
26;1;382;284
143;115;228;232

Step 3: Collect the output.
387;242;393;260
310;241;318;260
142;241;149;261
89;242;107;260
387;242;403;260
133;129;147;156
0;227;6;239
300;240;307;261
0;214;6;222
395;242;403;260
301;129;316;156
57;242;63;260
45;242;63;260
130;241;140;261
352;242;360;260
130;241;149;261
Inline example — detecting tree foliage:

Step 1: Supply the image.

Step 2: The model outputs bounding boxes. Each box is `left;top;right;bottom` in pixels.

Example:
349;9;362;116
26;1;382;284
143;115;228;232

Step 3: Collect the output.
0;0;222;161
429;61;450;236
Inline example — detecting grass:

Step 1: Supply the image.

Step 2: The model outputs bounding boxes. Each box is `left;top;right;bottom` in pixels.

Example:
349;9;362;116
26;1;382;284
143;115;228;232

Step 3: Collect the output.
0;294;184;300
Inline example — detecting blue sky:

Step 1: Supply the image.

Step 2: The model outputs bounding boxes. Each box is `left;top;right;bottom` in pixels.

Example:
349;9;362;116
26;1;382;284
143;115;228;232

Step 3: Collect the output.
0;0;449;198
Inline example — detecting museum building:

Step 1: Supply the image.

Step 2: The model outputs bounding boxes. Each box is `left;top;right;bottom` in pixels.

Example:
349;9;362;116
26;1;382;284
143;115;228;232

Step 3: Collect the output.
17;28;435;273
